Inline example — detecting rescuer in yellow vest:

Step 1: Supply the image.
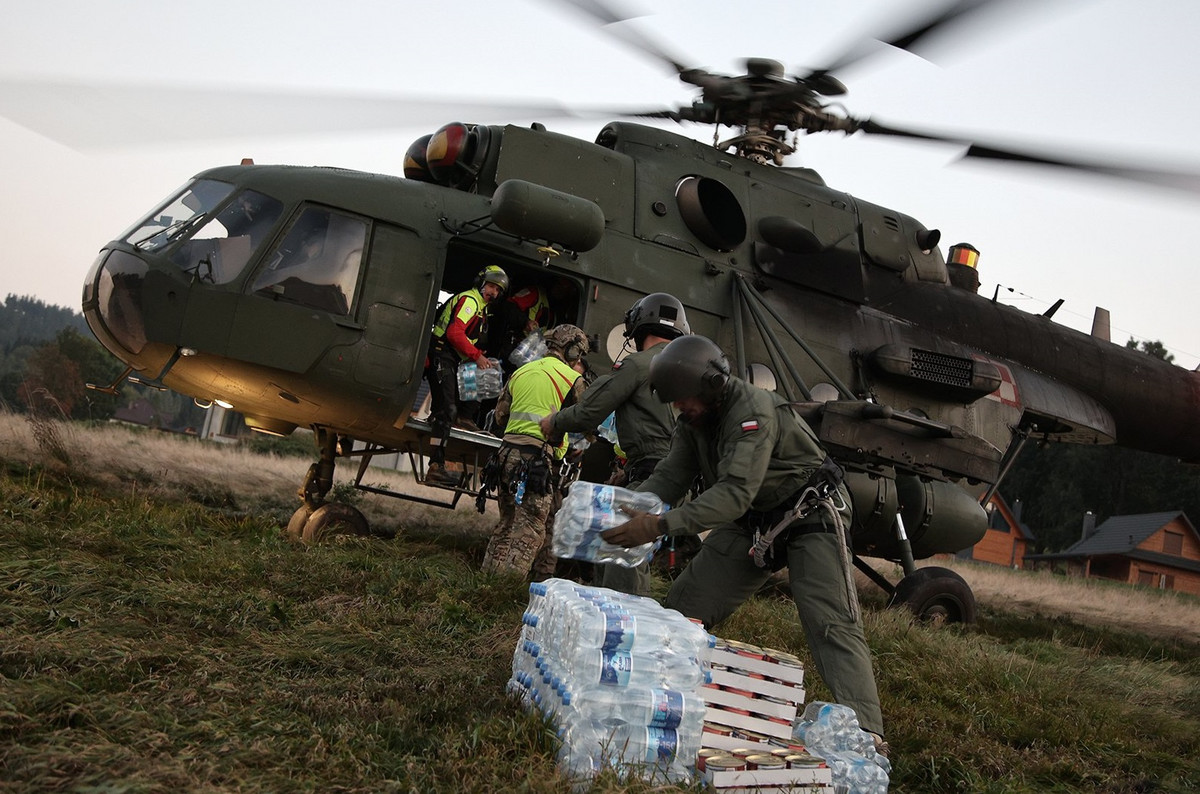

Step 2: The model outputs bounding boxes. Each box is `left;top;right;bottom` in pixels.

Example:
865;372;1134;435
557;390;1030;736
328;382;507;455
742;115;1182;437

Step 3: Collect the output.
481;324;589;578
424;265;509;485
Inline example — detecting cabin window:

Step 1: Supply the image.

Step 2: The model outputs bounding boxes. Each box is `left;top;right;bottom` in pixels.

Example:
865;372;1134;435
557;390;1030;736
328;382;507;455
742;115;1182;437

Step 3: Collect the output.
1163;530;1184;556
250;206;368;316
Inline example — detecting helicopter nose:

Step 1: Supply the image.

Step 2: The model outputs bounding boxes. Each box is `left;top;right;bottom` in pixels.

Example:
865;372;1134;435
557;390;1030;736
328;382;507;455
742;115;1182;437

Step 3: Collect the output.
82;248;149;358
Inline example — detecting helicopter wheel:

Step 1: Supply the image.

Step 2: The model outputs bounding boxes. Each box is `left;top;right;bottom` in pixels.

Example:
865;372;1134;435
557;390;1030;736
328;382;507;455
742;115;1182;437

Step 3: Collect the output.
285;505;312;540
888;566;977;625
300;502;372;543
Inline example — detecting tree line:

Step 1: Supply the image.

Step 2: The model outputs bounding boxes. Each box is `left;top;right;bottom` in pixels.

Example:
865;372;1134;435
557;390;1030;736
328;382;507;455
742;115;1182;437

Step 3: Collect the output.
0;294;204;429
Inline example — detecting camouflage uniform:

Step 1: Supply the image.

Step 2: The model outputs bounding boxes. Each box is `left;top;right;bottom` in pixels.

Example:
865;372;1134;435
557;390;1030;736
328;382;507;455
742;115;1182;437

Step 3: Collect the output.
481;444;560;577
482;336;586;578
637;375;884;737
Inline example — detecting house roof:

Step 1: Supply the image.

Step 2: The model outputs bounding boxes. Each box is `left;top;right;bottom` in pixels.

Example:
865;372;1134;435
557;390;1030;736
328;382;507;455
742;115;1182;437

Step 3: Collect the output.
1026;511;1199;564
1066;511;1192;556
988;493;1037;541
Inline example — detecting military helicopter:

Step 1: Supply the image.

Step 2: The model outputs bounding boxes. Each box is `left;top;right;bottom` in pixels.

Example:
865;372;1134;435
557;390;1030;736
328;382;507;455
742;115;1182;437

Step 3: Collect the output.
20;0;1200;622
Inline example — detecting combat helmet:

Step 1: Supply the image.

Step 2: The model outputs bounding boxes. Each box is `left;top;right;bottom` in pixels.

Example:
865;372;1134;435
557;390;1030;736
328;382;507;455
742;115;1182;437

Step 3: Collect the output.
623;293;690;343
543;324;589;363
648;335;731;403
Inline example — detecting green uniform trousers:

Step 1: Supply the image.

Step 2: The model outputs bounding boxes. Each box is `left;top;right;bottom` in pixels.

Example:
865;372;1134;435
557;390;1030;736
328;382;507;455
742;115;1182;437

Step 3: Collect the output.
664;525;884;737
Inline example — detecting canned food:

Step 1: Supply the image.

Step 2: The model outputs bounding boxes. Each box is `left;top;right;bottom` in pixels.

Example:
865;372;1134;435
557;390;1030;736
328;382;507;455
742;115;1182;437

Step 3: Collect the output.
787;752;824;768
745;754;786;770
696;748;724;773
704;755;747;773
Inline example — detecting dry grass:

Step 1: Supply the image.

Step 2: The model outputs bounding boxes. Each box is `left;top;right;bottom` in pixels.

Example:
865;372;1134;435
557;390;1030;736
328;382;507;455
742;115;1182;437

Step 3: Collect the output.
0;411;495;539
858;558;1200;644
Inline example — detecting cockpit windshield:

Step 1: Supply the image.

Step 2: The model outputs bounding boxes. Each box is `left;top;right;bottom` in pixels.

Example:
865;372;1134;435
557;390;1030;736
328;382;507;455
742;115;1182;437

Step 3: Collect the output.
122;179;284;285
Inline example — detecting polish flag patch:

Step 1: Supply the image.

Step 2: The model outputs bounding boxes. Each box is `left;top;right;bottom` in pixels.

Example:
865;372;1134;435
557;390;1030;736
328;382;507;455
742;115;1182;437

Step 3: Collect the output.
740;419;760;432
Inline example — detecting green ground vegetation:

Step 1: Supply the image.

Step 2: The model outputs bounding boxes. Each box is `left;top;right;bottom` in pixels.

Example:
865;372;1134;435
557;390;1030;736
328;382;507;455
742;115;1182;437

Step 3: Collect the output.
2;448;1198;792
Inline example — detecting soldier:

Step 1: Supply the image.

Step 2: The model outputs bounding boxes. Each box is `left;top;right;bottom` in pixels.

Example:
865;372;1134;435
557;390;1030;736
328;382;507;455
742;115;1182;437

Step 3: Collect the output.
424;265;508;485
539;292;690;596
482;324;589;578
601;334;886;749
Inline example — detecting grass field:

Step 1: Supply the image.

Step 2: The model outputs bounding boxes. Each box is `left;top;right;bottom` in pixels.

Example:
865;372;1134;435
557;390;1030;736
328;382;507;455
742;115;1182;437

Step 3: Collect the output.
2;414;1198;792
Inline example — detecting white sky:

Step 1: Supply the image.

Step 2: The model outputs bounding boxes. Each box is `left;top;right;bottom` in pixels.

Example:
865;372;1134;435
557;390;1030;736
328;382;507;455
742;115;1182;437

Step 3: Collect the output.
1;0;1198;369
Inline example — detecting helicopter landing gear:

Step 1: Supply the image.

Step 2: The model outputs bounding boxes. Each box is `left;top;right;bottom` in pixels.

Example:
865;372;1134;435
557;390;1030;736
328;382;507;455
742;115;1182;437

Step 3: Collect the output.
888;566;977;625
286;427;378;543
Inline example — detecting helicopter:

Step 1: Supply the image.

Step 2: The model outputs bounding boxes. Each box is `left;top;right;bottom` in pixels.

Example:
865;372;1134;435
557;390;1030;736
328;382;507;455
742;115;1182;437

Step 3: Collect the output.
12;0;1200;622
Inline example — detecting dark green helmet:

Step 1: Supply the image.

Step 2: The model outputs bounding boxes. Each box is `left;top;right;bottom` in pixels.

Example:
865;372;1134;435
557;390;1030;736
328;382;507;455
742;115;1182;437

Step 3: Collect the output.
623;292;690;343
648;335;730;403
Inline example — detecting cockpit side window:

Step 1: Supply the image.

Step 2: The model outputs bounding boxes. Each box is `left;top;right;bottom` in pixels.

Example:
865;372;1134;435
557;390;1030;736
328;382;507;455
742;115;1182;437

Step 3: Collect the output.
250;206;368;316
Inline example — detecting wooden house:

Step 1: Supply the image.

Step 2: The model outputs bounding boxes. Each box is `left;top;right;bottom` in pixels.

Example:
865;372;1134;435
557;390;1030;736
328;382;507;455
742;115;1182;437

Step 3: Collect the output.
1027;511;1200;595
957;494;1036;569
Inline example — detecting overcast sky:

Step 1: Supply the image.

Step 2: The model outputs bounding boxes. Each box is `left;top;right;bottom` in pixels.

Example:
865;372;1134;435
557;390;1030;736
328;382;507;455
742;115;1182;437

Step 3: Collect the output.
2;0;1198;369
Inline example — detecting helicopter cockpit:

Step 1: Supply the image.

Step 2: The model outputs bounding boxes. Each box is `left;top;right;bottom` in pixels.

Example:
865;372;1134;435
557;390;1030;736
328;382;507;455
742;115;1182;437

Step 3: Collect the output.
124;179;285;286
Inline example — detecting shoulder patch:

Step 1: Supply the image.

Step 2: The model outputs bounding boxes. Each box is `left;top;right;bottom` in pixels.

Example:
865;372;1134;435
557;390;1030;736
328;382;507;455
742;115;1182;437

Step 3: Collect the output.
740;419;760;432
612;360;624;370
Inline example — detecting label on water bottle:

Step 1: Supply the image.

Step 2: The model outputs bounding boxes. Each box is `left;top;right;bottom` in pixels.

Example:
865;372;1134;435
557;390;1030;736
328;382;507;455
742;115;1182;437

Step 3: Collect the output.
597;649;633;687
589;485;614;514
598;607;635;653
648;689;685;729
645;727;678;763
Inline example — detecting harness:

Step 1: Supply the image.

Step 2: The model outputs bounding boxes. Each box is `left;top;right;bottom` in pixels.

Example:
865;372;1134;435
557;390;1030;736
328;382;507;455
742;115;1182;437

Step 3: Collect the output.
747;457;861;621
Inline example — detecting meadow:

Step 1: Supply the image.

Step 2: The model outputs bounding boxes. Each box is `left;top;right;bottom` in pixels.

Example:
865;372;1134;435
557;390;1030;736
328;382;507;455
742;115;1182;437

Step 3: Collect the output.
2;413;1197;792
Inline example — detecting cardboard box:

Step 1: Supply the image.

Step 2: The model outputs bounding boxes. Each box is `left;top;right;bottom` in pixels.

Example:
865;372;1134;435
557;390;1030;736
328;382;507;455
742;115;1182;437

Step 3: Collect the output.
699;729;779;754
702;684;799;722
709;648;806;685
709;667;806;703
706;765;832;789
705;705;795;740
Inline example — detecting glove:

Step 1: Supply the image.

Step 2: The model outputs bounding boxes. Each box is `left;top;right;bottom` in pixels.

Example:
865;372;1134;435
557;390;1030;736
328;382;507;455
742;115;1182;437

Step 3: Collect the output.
601;508;665;548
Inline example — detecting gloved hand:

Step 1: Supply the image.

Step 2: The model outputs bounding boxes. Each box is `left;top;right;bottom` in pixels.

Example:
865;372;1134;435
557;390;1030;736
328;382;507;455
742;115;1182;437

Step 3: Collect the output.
538;412;556;439
601;508;665;548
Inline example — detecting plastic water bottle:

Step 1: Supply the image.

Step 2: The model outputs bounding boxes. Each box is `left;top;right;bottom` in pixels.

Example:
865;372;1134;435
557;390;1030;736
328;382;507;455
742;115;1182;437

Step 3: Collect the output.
565;720;698;784
566;686;706;733
457;358;503;401
510;331;547;366
567;647;709;691
552;481;665;567
597;412;619;445
793;702;891;793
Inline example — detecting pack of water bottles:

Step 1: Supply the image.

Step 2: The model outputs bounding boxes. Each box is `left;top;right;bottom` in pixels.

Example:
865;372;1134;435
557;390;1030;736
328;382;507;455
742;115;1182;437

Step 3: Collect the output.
507;579;715;786
509;330;548;366
793;702;890;793
456;358;503;401
551;481;665;568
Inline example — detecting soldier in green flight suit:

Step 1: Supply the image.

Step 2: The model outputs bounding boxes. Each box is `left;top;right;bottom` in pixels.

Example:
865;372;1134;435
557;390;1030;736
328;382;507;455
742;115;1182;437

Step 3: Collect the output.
539;293;690;596
601;334;886;748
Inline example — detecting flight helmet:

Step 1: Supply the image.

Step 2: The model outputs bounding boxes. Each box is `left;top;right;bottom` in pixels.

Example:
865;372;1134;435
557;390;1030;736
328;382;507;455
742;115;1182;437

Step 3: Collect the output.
649;335;731;403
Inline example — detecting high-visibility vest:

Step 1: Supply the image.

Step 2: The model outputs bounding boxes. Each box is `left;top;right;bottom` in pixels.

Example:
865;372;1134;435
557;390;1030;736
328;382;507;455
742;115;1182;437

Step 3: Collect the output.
504;355;579;459
433;289;486;343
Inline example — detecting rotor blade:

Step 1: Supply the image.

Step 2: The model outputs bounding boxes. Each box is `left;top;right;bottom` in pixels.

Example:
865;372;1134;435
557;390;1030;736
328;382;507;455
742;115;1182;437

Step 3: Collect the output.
807;0;1023;79
963;143;1200;195
547;0;691;74
857;116;1200;196
0;79;579;149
